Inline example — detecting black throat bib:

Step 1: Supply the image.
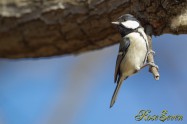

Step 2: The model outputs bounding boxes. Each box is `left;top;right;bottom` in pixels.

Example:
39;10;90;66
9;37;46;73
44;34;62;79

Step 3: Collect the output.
118;24;141;37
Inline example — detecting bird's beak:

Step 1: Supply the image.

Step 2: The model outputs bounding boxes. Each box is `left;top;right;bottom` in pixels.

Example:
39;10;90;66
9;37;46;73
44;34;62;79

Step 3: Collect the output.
111;21;120;25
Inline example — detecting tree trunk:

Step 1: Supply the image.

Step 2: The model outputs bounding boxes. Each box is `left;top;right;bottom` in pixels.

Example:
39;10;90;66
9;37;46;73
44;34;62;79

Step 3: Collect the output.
0;0;186;58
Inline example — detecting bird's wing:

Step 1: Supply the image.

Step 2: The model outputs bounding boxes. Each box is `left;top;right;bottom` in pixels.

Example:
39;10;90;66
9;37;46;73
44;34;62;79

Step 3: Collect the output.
114;37;130;83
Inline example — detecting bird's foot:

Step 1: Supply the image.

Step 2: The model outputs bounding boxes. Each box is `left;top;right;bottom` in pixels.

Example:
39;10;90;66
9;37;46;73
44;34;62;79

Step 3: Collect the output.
149;50;155;55
141;62;159;70
143;50;155;64
146;50;155;58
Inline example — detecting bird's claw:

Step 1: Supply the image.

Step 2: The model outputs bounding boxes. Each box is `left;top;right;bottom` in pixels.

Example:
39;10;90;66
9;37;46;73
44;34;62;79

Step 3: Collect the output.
148;62;159;70
141;62;159;70
147;50;155;56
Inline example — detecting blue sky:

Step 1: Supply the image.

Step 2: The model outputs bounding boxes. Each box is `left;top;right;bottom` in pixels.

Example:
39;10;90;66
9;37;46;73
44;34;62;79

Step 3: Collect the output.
0;34;186;124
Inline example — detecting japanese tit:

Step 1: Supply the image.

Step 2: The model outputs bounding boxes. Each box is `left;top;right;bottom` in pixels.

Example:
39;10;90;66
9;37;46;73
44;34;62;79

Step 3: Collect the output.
110;14;157;108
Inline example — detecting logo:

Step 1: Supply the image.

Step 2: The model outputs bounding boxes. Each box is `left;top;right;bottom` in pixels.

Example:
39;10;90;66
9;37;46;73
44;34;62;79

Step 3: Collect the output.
135;110;183;122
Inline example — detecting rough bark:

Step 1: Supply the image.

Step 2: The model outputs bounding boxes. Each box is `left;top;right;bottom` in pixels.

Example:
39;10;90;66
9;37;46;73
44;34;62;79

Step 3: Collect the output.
0;0;186;58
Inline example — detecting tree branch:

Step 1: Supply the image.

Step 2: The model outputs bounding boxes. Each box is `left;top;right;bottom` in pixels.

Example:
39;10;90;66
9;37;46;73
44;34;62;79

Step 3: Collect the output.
145;25;160;80
0;0;186;58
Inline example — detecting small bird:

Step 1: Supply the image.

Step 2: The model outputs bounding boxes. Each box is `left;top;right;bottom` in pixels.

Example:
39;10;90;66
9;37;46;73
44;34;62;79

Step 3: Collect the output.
110;14;158;108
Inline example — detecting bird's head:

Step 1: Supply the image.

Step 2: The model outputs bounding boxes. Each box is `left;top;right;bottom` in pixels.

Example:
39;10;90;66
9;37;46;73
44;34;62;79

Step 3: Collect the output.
112;14;141;36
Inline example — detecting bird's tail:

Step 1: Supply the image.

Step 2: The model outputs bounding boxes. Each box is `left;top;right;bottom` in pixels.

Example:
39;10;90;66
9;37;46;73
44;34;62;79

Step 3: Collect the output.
110;76;124;108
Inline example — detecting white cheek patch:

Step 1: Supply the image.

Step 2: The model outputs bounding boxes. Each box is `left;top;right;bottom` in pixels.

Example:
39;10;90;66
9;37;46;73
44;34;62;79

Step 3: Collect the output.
121;20;140;29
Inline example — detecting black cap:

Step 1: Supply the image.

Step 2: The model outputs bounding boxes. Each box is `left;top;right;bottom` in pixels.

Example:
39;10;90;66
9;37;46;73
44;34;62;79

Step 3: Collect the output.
118;14;139;23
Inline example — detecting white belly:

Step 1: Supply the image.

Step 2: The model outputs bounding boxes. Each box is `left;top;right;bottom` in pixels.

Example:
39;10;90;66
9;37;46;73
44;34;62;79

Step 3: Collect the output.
120;32;148;77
